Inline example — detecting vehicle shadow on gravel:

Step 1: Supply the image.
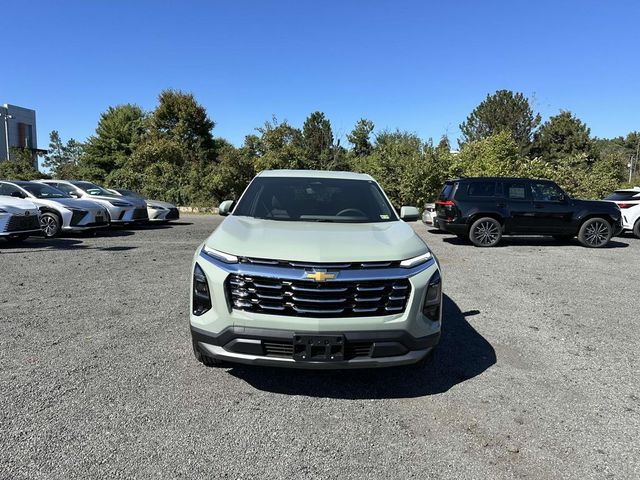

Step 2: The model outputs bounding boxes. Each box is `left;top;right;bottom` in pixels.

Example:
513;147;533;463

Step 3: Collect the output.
227;295;496;399
442;236;630;249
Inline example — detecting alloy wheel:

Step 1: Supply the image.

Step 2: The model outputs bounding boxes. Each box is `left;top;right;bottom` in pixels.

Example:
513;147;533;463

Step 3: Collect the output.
584;220;609;247
40;215;59;237
473;221;499;246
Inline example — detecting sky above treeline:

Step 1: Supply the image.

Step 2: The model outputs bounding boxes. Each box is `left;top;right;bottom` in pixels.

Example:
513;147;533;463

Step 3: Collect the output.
3;0;639;150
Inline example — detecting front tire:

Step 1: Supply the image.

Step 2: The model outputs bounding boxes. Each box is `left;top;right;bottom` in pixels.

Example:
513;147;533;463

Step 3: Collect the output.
578;218;612;248
40;212;61;238
634;219;640;239
469;217;502;247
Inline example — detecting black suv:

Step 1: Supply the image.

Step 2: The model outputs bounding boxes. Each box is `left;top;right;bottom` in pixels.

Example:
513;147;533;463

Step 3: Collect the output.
435;177;622;248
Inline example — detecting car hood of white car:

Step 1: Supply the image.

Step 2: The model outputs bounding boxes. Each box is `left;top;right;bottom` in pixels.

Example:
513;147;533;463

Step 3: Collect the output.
206;215;428;263
146;199;175;209
0;196;39;214
35;197;105;211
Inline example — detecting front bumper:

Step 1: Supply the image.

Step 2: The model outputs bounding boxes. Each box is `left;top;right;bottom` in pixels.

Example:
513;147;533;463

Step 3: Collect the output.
192;325;439;369
190;247;442;369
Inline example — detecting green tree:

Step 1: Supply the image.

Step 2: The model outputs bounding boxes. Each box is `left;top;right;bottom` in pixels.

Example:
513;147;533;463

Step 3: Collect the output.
453;131;523;177
150;89;215;157
252;117;306;171
0;149;47;180
81;104;146;182
459;90;541;153
531;111;596;163
43;131;84;178
302;111;334;169
347;119;375;157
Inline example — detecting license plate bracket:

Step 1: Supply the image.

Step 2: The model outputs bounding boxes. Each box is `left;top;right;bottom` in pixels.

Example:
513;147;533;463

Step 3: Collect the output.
293;334;345;361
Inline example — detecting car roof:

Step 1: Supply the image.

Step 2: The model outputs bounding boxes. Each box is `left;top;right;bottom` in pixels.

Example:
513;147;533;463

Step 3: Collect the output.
257;169;374;181
614;187;640;193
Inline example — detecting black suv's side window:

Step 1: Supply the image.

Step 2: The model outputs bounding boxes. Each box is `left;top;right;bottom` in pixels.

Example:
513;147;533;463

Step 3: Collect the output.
504;181;529;200
531;181;565;202
0;183;23;197
467;181;496;197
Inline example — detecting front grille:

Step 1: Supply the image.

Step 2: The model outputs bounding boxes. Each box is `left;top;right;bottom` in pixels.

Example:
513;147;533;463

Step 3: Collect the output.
70;210;88;226
166;208;179;220
238;257;401;269
5;214;40;233
132;208;148;220
262;340;373;359
227;274;411;317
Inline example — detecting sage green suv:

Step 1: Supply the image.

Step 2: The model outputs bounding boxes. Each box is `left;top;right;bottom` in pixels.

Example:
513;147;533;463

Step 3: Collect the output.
190;170;442;369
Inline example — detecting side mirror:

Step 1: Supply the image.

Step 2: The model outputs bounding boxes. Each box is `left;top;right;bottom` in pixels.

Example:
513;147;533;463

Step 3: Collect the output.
400;206;420;221
11;191;25;199
218;200;234;216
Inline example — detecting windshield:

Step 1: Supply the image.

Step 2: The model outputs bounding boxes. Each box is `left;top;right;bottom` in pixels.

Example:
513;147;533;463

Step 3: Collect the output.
21;183;70;199
72;181;115;196
604;191;640;201
117;189;144;199
233;177;397;223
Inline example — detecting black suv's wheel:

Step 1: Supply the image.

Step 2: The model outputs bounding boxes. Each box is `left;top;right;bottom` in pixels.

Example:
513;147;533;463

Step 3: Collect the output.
634;219;640;239
40;212;61;238
469;217;502;247
192;338;223;367
578;218;612;248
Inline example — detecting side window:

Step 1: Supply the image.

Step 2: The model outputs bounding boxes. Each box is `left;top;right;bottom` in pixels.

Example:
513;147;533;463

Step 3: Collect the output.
0;183;22;197
467;181;496;197
531;182;564;202
504;182;528;200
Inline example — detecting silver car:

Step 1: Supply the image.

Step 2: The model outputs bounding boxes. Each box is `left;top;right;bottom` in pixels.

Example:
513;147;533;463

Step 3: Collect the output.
35;180;148;225
108;188;180;222
0;196;41;243
0;181;109;238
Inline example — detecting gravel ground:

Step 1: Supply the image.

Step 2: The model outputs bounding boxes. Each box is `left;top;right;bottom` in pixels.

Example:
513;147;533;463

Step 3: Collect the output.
1;216;638;479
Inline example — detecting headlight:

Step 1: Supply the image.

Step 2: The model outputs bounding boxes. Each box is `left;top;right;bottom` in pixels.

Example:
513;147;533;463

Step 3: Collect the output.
69;208;88;213
0;208;6;214
202;245;238;264
193;263;212;316
148;204;166;210
422;270;442;321
108;200;132;207
399;251;432;268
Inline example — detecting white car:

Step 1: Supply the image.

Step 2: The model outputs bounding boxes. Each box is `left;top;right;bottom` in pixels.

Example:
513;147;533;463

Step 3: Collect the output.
35;180;148;225
108;188;180;222
0;181;110;238
421;203;440;229
604;187;640;238
0;196;41;243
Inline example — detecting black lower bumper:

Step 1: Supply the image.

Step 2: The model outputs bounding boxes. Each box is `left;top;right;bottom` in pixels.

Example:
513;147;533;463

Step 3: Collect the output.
191;326;440;369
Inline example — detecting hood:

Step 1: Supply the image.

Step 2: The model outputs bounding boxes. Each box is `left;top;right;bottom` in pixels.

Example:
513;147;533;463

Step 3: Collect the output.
146;199;175;208
41;197;106;210
206;216;428;263
0;197;39;214
81;194;144;208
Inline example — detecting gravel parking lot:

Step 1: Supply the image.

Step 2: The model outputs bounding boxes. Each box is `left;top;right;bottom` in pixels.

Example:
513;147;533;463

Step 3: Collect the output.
1;216;638;479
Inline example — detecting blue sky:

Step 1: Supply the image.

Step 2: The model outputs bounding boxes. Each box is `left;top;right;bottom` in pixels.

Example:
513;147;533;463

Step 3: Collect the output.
3;0;639;152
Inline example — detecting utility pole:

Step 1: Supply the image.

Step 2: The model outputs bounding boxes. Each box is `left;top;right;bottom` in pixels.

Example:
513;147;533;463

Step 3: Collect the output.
0;112;13;161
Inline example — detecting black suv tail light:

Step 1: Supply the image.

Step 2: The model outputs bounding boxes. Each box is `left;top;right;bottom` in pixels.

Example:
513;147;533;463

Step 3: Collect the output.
422;271;441;321
193;264;212;316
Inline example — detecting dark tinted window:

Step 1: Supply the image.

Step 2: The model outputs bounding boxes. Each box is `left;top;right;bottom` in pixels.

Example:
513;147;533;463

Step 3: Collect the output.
0;183;23;197
504;181;528;200
439;182;455;200
467;181;496;197
53;183;80;196
233;177;397;223
531;181;565;202
604;191;640;201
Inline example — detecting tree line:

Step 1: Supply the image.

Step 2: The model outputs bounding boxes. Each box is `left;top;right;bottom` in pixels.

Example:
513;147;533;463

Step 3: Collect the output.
1;89;637;208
